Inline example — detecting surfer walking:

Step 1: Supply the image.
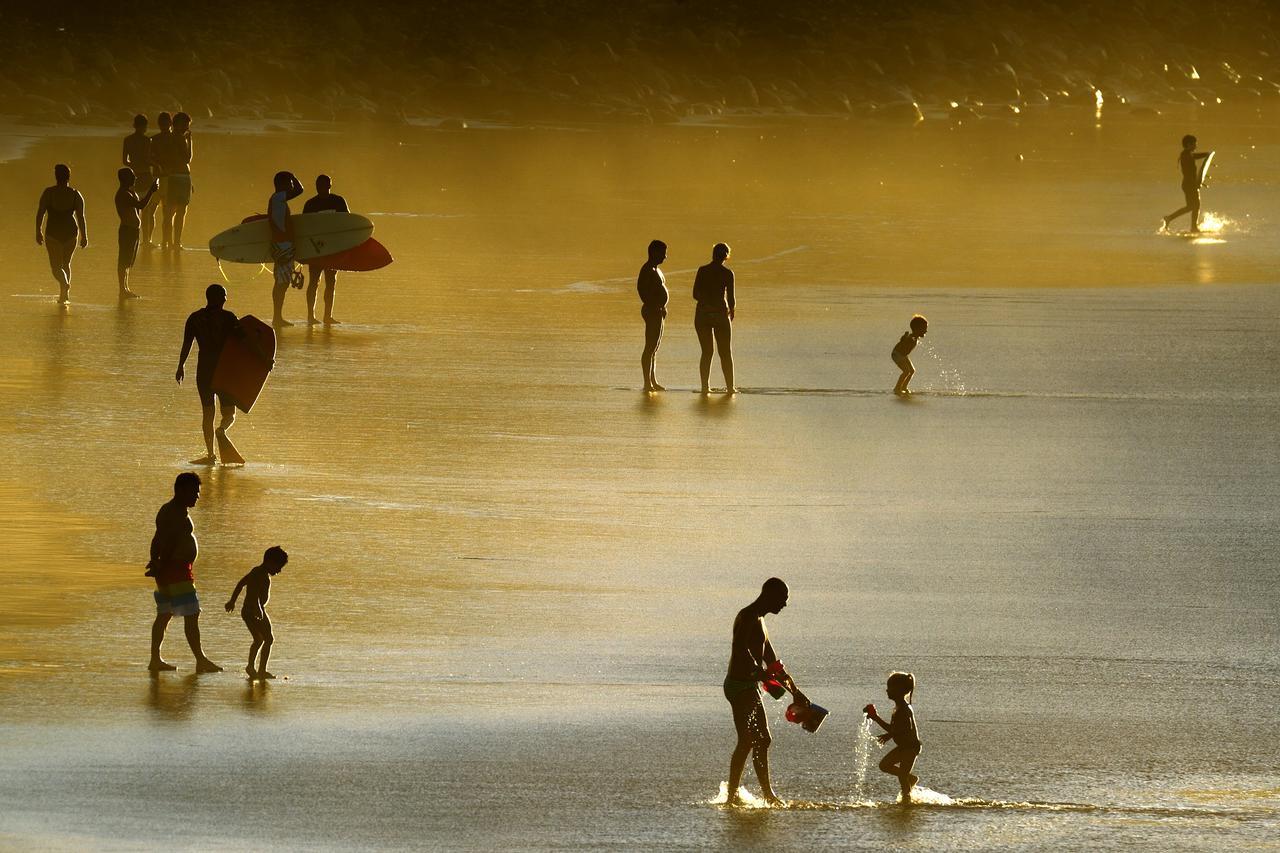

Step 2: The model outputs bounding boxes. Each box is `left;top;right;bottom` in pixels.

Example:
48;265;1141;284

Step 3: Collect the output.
693;243;736;394
146;472;222;673
268;171;305;327
302;174;349;325
724;578;810;806
1162;134;1213;234
638;239;668;392
114;167;159;299
177;284;247;465
34;163;88;305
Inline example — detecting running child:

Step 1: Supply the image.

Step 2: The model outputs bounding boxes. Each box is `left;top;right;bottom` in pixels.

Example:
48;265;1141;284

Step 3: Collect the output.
866;671;922;802
891;314;928;395
225;546;289;679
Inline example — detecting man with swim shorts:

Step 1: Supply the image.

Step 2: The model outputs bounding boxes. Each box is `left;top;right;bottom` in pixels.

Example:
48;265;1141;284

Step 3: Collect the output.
302;174;350;325
724;578;809;806
156;111;194;250
147;472;221;673
177;284;245;465
114;167;159;298
637;239;668;392
268;171;305;326
692;242;736;394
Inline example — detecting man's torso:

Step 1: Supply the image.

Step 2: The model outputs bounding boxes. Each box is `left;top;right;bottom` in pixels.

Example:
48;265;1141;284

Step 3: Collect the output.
303;193;348;214
186;307;240;373
116;189;141;229
156;500;198;565
637;264;668;309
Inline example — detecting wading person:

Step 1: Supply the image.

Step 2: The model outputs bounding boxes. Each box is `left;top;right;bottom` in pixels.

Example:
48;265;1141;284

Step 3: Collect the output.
158;111;194;250
146;472;222;673
302;174;349;325
724;578;809;806
115;167;159;298
122;113;156;246
891;314;928;396
35;164;88;305
268;171;305;326
867;671;923;802
693;242;736;394
637;239;668;392
226;546;289;680
1162;134;1213;234
147;111;172;246
176;284;246;465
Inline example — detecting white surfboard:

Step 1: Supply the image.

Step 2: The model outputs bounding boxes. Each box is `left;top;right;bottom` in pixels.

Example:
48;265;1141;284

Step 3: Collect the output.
209;212;374;264
1199;150;1215;186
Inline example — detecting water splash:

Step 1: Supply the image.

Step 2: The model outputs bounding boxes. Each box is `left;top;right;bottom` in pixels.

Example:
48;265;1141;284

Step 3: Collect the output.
851;715;877;800
905;786;954;805
712;781;769;808
923;344;968;395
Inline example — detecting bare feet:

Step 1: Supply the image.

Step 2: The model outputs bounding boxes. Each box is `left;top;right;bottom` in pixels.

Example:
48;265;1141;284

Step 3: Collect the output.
119;289;141;300
307;317;321;325
195;658;223;673
905;773;919;788
273;317;294;328
700;387;711;395
245;665;257;678
763;794;784;807
148;659;177;672
1160;217;1171;232
189;455;217;466
323;317;341;325
651;382;666;391
258;670;276;680
726;387;738;395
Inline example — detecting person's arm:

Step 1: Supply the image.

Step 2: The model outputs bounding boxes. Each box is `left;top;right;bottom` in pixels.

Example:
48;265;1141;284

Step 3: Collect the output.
286;174;304;201
148;509;169;568
726;269;736;319
691;266;704;303
336;195;349;213
176;316;195;383
74;192;87;247
135;181;159;209
225;573;250;612
184;132;193;166
35;189;48;244
122;138;130;167
1194;151;1211;161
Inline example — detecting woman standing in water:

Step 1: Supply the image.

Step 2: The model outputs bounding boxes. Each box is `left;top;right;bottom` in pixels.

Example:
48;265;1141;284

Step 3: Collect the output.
35;163;88;305
693;242;736;394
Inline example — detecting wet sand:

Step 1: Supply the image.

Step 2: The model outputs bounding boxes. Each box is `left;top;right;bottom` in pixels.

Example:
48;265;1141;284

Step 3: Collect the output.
1;107;1278;848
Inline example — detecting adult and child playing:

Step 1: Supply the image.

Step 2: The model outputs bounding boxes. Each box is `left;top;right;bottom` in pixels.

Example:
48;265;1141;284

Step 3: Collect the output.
147;472;289;680
725;578;924;805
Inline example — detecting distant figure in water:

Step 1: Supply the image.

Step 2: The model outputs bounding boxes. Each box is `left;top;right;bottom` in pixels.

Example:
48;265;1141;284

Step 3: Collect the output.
1162;134;1213;234
122;114;158;246
892;314;928;396
156;111;194;250
693;242;736;394
177;284;246;465
146;472;222;673
637;239;668;391
866;671;922;802
302;174;349;325
268;171;305;326
146;112;172;247
114;167;159;299
226;546;289;680
34;163;88;305
724;577;810;806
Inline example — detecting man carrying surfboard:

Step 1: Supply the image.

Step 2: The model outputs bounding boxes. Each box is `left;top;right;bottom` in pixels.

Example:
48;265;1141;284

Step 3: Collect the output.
1162;134;1214;234
177;284;249;465
269;171;305;327
302;174;349;325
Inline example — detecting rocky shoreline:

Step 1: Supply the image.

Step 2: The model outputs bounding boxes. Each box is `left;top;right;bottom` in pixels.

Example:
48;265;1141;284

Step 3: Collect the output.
4;1;1280;127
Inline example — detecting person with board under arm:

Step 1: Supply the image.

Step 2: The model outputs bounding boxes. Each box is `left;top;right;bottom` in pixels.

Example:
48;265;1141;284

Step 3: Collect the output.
1162;134;1214;234
302;174;349;326
177;284;247;465
268;171;305;327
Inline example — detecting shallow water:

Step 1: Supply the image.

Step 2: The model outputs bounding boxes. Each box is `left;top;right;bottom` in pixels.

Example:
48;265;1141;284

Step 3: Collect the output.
1;106;1278;849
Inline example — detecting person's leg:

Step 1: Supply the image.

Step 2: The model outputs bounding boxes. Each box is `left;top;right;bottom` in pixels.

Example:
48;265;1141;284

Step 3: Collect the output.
900;357;915;393
257;615;274;678
245;618;263;677
898;748;920;798
879;745;905;780
323;269;339;324
712;314;734;393
183;613;222;672
200;402;216;460
1189;190;1202;232
142;189;159;246
161;202;173;250
216;396;236;440
641;311;661;391
306;266;321;324
272;253;294;326
172;204;187;248
149;610;174;669
695;311;715;393
650;313;664;389
727;689;775;803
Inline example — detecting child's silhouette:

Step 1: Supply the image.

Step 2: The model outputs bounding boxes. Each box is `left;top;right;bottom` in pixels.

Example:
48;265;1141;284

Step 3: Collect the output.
891;315;928;396
867;671;922;802
226;546;289;679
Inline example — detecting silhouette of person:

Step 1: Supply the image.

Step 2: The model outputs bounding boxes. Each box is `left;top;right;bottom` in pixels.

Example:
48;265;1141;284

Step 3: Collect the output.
268;171;305;326
177;284;246;465
35;163;88;305
1163;134;1213;234
866;671;922;802
146;472;222;673
146;111;172;247
724;578;809;806
157;111;194;251
638;239;669;392
693;243;736;394
115;167;159;299
226;546;289;680
302;174;349;325
892;314;928;395
121;114;156;242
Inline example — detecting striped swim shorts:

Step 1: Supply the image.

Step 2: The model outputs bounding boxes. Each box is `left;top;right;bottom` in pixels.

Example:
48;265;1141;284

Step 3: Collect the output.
154;581;201;617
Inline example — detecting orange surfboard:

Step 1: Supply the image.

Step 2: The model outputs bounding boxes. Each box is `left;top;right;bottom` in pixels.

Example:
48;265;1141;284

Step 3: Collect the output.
211;315;275;413
309;237;394;272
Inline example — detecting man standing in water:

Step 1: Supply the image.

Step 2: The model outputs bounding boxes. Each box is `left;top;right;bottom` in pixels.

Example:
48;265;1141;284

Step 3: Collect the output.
114;167;159;298
34;164;88;305
147;472;221;673
637;239;668;392
177;284;245;465
724;578;809;806
269;171;305;326
693;242;736;394
145;111;172;247
121;114;154;235
1162;134;1213;234
302;174;349;325
158;112;194;251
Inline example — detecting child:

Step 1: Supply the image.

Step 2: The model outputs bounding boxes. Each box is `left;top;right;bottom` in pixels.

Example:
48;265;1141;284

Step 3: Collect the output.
891;314;928;395
1162;134;1213;234
114;167;159;299
867;671;922;802
225;546;288;679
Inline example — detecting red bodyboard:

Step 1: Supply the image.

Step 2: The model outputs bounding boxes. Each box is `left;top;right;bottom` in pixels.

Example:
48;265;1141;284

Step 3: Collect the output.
210;315;276;414
308;237;394;272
